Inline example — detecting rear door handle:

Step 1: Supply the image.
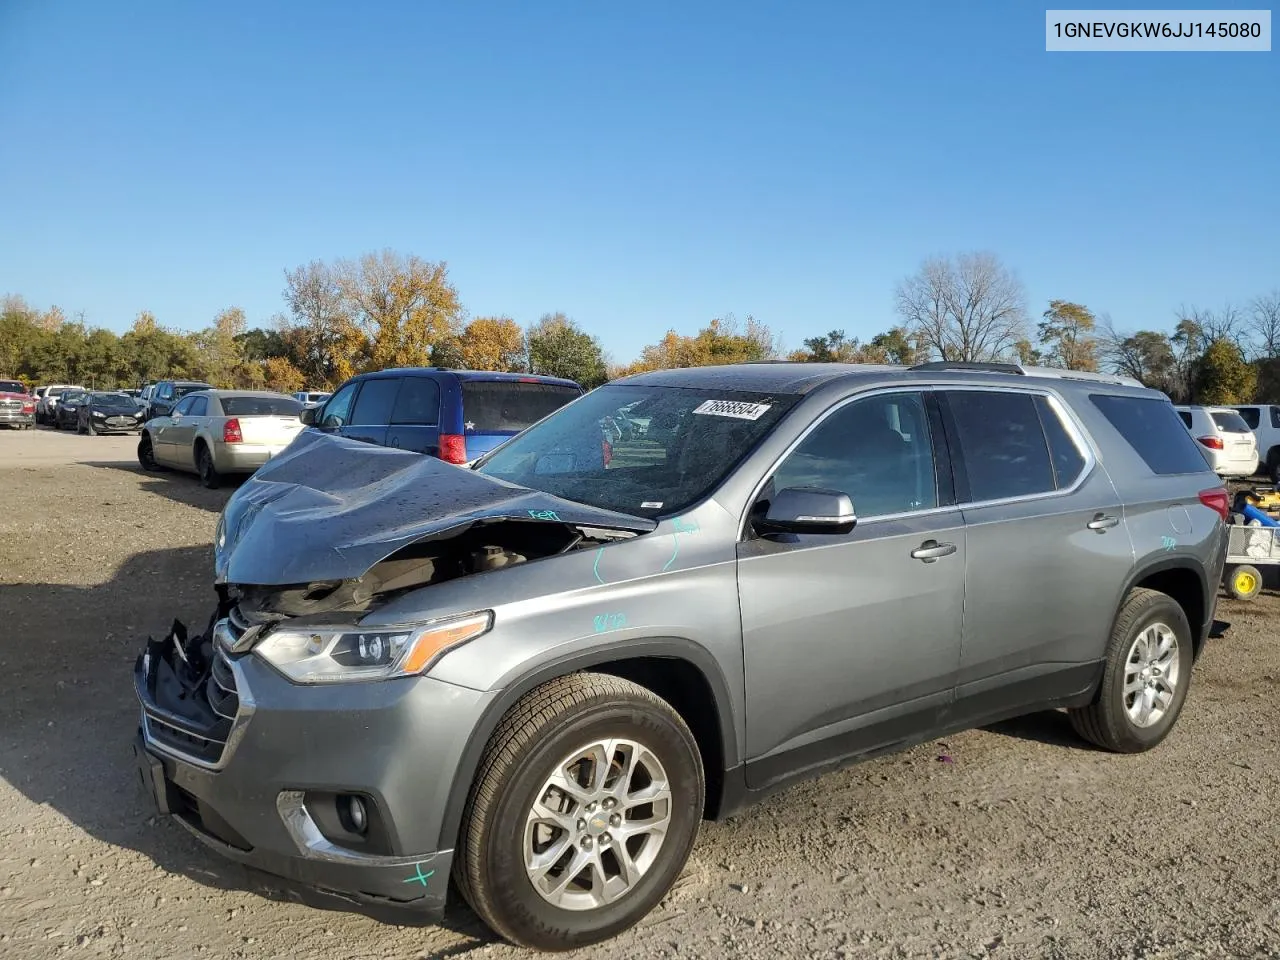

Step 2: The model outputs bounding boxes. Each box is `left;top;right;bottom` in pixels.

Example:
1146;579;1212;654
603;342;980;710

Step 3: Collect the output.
1087;514;1120;531
911;540;957;563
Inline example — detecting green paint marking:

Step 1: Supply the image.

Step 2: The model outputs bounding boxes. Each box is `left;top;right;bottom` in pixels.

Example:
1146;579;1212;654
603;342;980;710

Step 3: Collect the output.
403;865;435;886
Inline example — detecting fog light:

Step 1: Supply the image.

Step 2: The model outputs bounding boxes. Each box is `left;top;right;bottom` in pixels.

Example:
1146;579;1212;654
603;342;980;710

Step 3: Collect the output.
342;794;368;834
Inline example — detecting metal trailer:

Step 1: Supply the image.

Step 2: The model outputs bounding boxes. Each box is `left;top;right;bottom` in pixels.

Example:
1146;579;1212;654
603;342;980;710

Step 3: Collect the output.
1223;523;1280;600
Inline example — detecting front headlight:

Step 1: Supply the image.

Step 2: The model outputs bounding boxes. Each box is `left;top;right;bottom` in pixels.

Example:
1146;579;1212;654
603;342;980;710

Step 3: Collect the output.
252;610;493;684
92;411;105;418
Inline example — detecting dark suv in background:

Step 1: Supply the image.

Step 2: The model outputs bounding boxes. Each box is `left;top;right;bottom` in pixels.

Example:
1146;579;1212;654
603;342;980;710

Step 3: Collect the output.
301;368;584;463
145;380;214;421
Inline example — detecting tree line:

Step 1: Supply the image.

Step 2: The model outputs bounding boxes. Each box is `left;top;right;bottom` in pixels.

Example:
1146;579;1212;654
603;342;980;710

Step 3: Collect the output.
2;248;1276;404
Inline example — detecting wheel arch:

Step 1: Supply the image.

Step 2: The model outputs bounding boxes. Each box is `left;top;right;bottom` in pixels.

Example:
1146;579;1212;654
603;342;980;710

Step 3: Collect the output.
1122;559;1210;659
437;637;739;854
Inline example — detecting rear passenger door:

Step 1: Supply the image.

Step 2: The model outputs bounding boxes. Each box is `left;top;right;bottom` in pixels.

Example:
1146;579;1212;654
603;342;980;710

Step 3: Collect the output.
940;388;1134;717
385;376;441;454
339;377;401;447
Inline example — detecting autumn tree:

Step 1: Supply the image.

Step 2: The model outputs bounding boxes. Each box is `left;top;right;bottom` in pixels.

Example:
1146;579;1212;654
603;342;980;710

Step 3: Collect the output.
789;327;920;364
895;253;1028;362
340;250;464;370
262;356;305;393
527;313;608;387
1036;300;1098;371
1194;338;1257;405
193;306;248;386
630;315;778;371
459;316;527;371
283;260;355;385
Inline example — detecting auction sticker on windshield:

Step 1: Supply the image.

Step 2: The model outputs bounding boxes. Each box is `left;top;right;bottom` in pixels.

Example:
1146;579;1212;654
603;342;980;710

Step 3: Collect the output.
692;399;772;420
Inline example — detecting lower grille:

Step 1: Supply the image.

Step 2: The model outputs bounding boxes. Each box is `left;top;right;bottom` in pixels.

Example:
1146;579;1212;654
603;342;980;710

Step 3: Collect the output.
207;651;240;720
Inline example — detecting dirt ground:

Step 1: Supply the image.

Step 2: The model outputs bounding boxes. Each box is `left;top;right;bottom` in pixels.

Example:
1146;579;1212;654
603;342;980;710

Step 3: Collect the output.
3;426;1280;960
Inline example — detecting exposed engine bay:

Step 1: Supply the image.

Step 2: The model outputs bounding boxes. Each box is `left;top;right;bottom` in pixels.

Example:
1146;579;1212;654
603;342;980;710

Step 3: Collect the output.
232;519;635;622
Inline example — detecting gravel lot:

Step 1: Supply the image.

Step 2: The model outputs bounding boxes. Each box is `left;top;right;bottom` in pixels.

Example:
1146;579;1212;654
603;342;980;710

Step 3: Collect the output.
3;426;1280;960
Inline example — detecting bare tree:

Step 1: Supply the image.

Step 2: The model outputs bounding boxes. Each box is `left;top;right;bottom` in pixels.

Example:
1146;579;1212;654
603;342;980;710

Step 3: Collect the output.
1250;291;1280;358
895;253;1028;362
1174;303;1245;352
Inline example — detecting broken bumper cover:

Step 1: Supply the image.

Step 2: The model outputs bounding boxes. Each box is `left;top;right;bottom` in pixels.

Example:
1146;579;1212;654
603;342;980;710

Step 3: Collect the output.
133;621;493;917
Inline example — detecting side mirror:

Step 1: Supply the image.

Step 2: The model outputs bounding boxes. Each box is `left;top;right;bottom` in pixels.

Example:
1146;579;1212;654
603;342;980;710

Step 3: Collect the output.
300;406;317;426
756;487;856;536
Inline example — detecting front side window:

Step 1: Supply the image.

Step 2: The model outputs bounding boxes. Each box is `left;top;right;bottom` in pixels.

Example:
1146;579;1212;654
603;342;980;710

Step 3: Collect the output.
475;384;800;517
946;391;1056;502
172;396;196;417
319;382;359;428
187;396;208;417
769;392;938;518
350;378;402;426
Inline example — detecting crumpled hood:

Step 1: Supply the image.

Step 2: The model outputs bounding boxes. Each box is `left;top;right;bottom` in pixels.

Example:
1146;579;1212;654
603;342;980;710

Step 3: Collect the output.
214;431;656;585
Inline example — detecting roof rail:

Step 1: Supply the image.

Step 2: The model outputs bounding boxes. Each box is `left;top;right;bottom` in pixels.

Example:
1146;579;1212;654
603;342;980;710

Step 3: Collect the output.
910;361;1024;375
909;360;1143;388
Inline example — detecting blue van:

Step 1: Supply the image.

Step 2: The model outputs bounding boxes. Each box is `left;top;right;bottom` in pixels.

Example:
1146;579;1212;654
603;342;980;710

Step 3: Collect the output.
300;368;584;463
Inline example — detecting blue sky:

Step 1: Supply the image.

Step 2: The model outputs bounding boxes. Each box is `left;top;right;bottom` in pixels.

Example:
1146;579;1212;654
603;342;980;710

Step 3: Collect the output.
0;1;1275;363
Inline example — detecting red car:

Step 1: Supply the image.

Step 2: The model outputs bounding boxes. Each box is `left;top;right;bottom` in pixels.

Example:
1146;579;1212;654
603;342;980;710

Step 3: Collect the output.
0;379;35;429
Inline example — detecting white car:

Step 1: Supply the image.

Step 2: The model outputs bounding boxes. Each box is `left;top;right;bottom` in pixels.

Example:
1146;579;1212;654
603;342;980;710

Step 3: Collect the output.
1175;405;1260;478
294;390;331;409
1228;405;1280;481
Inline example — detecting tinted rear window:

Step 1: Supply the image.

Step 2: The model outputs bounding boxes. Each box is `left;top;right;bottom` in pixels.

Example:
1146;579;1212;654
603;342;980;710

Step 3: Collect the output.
220;396;302;417
1211;411;1251;433
1091;395;1211;475
461;381;581;432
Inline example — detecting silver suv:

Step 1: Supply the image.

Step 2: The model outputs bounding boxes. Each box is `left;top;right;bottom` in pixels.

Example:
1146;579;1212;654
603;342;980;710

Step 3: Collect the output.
133;361;1229;950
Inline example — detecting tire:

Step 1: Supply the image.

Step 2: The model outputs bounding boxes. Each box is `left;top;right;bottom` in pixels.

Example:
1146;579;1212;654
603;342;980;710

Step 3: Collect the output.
197;443;222;489
85;420;96;436
1068;587;1194;753
1226;564;1263;601
137;433;163;472
456;673;705;951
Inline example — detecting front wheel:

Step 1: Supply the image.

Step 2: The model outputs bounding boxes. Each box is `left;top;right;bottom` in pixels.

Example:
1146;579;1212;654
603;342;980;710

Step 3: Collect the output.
1068;587;1194;753
456;673;705;951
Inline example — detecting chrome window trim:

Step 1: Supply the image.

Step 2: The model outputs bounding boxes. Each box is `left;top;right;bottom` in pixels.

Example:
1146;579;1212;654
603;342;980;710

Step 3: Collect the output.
737;382;1100;541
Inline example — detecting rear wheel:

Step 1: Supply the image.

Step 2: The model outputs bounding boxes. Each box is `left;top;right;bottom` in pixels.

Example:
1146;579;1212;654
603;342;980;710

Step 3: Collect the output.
197;443;222;489
1069;588;1194;753
456;673;705;951
1227;564;1263;601
137;433;162;472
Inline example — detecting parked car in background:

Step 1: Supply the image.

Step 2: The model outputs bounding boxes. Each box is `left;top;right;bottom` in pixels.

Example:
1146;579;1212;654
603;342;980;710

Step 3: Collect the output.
293;390;331;408
1175;405;1259;478
0;379;35;429
1228;404;1280;481
52;389;90;430
144;380;214;421
134;360;1228;950
77;391;145;435
36;384;84;425
301;368;583;464
138;390;305;488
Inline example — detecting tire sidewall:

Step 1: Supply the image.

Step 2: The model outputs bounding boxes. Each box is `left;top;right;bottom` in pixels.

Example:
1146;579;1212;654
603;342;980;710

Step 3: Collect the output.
1106;595;1194;750
480;703;703;947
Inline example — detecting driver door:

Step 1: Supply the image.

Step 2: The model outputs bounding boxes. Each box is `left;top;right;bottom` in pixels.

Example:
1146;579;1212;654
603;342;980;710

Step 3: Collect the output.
736;389;967;789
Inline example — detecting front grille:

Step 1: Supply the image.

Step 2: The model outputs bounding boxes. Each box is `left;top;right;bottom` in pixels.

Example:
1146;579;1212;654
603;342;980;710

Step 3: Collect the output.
206;651;240;720
0;400;20;410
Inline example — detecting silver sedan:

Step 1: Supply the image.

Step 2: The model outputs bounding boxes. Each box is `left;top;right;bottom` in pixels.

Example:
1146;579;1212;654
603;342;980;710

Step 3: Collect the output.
138;390;305;488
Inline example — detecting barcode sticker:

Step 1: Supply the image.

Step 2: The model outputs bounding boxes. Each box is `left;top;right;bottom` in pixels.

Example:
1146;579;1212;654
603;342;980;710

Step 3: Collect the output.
691;399;772;421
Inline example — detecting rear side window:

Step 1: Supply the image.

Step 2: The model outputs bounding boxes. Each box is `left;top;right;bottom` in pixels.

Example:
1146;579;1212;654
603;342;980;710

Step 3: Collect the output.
1090;395;1211;475
390;377;441;425
1177;410;1192;427
461;381;581;432
221;397;302;417
1211;410;1251;433
1236;407;1261;429
1273;406;1280;429
1034;396;1086;488
350;378;401;426
946;391;1056;501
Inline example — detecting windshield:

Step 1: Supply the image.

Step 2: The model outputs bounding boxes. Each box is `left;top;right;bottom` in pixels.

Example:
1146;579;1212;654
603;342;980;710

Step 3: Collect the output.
0;380;24;394
474;384;800;517
1210;411;1252;433
220;396;302;417
91;393;136;408
461;380;582;433
174;383;211;399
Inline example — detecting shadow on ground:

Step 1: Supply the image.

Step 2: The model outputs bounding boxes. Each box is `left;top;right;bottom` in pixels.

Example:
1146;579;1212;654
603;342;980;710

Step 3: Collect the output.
0;546;496;953
82;460;242;513
982;709;1097;749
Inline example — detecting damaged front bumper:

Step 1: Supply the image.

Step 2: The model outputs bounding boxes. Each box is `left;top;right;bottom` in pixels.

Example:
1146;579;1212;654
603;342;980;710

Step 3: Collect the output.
132;605;493;917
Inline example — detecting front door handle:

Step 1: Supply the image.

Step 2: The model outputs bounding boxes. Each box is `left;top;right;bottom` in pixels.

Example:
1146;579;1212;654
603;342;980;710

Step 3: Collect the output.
911;540;956;563
1087;514;1120;532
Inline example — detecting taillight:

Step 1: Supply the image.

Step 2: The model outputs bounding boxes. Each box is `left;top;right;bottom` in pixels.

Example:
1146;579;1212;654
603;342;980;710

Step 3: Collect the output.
1198;488;1229;521
21;402;34;412
1197;435;1224;450
439;434;467;464
223;418;243;444
602;439;613;466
